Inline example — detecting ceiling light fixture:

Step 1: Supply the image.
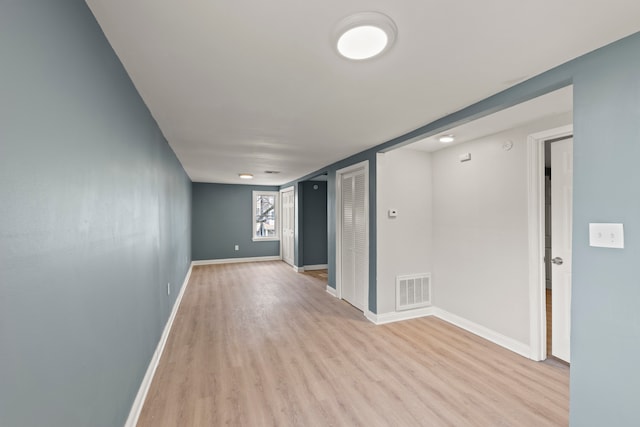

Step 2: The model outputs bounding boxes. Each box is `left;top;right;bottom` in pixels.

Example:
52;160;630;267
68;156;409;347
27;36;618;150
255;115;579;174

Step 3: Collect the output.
238;173;253;179
334;12;397;60
439;135;455;143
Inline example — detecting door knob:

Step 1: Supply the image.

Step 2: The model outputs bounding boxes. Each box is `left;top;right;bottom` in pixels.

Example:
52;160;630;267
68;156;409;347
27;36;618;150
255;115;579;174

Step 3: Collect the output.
552;257;564;265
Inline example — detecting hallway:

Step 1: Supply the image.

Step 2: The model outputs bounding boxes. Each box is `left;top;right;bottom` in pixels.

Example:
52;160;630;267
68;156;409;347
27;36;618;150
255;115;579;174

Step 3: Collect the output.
138;261;569;426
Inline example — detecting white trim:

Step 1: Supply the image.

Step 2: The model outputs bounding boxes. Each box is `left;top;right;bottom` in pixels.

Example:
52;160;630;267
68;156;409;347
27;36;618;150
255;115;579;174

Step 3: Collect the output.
304;264;328;271
125;264;193;427
365;310;378;324
527;133;546;361
192;256;281;266
363;305;530;358
326;286;338;297
527;124;573;361
252;190;280;242
335;160;370;314
366;306;435;325
433;307;531;359
293;265;304;273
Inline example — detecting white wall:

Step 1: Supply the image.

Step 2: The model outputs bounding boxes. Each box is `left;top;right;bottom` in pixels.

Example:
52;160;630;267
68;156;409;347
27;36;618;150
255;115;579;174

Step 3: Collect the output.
376;149;433;314
431;113;572;345
374;113;572;345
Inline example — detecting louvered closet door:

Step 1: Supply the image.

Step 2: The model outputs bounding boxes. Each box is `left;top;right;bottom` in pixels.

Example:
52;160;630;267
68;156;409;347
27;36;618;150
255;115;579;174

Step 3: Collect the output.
341;168;366;311
341;174;356;307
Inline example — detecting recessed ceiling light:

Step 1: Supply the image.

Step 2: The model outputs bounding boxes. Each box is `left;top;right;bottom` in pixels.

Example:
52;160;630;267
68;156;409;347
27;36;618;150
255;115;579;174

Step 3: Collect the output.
238;173;253;179
439;135;455;143
334;12;397;60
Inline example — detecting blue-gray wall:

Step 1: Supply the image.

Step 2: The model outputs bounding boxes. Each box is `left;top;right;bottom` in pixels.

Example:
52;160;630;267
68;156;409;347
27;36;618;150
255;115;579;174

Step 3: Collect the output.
301;181;328;266
0;1;192;426
570;34;640;426
192;183;280;260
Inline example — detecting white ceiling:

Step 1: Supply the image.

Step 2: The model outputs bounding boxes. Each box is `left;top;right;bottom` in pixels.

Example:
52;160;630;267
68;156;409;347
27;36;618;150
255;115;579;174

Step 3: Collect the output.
409;85;573;152
86;1;640;185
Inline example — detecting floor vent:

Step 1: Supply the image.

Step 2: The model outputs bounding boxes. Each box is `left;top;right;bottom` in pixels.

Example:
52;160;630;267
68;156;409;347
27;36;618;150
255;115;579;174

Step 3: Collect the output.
396;273;431;311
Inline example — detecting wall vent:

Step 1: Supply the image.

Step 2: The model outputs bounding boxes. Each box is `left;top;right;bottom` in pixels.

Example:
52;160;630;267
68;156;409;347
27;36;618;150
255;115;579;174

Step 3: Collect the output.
396;273;431;311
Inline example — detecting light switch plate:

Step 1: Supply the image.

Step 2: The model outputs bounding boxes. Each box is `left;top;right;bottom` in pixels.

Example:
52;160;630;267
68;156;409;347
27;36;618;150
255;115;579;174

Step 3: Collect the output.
589;223;624;248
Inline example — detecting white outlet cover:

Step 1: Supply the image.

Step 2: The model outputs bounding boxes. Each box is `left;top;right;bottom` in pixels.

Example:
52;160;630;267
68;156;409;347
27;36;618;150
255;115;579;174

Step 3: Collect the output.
589;223;624;248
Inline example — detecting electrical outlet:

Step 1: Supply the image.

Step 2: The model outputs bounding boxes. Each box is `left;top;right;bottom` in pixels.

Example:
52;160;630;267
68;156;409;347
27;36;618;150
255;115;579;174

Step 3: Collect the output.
234;245;239;251
167;282;171;295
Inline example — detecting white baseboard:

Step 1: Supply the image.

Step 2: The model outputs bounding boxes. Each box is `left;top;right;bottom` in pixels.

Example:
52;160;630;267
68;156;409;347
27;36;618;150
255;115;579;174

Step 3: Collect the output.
325;285;337;297
304;264;328;271
366;306;435;325
293;265;304;273
124;264;193;427
365;310;377;324
432;308;531;358
192;255;281;266
363;305;530;359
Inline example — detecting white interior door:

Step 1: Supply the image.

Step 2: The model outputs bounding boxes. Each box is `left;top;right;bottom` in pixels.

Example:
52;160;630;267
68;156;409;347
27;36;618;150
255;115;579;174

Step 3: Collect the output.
281;188;295;266
340;167;367;311
551;138;573;362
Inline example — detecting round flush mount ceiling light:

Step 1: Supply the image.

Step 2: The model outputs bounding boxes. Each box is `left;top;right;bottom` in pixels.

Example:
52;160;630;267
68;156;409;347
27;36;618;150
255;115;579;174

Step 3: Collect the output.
238;173;253;179
334;12;397;60
439;134;455;143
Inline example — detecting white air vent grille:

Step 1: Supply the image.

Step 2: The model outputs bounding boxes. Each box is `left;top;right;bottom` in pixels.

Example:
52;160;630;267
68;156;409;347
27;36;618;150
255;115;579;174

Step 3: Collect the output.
396;273;431;311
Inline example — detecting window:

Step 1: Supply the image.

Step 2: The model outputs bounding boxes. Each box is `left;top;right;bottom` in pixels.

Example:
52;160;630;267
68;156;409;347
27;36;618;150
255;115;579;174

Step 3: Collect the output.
252;191;279;241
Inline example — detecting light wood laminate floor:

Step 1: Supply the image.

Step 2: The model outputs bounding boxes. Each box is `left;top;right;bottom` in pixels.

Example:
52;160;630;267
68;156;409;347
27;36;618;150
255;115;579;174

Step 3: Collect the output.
302;269;328;282
138;261;569;426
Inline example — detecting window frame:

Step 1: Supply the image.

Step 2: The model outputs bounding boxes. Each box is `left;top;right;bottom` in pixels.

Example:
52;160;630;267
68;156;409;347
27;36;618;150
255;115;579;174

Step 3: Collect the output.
252;191;280;242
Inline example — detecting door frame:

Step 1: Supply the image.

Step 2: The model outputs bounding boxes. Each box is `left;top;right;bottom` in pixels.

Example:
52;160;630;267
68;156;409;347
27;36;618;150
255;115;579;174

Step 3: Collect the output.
335;160;369;312
527;124;573;361
279;186;295;266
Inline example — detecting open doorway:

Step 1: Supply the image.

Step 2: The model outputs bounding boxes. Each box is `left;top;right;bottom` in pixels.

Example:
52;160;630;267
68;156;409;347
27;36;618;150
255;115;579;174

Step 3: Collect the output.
391;85;573;361
299;172;329;282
